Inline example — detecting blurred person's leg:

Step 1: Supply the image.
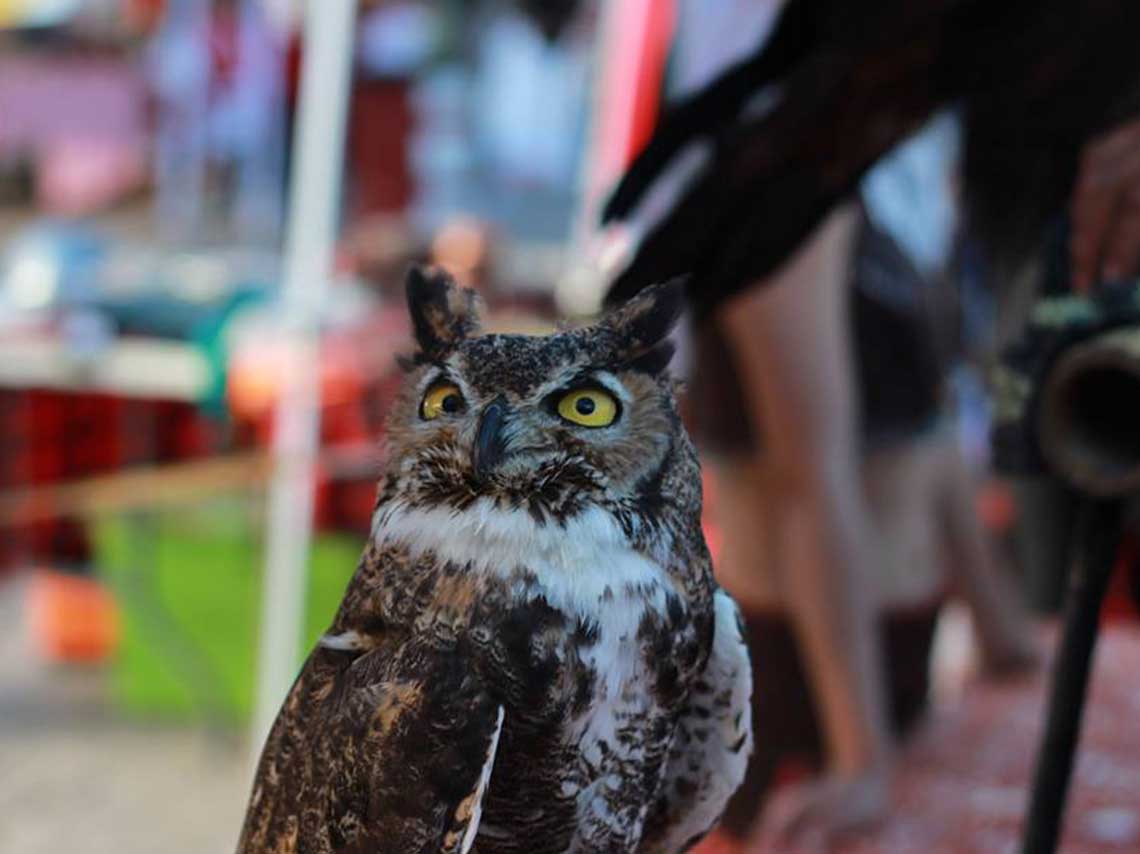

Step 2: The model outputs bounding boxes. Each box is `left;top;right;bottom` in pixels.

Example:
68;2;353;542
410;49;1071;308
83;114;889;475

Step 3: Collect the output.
703;457;782;612
861;438;946;612
708;415;958;842
713;204;894;842
935;440;1039;674
705;454;821;835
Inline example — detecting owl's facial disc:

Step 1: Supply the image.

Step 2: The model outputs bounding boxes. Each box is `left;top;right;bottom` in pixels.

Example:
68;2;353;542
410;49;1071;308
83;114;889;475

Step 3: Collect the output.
390;266;690;516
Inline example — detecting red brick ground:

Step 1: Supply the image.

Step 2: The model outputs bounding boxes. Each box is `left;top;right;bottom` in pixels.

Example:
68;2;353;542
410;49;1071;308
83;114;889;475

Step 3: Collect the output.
699;623;1140;853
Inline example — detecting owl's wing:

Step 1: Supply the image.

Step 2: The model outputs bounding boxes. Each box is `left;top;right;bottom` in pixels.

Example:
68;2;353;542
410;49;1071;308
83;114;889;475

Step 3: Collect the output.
237;638;505;854
639;589;753;853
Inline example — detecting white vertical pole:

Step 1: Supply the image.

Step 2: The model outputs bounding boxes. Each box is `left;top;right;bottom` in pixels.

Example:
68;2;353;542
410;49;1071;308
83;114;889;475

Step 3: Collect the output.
251;0;358;756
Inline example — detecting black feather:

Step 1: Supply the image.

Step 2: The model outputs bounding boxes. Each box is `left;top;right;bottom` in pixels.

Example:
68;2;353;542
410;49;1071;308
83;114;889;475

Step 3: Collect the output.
604;0;1140;316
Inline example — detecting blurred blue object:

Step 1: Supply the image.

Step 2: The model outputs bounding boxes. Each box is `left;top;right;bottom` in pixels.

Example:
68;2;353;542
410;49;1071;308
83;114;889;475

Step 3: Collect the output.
0;220;108;312
1;220;274;336
358;2;441;77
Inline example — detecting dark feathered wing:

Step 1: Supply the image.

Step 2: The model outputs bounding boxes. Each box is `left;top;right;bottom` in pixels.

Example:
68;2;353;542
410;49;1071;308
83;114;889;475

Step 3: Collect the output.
604;0;1140;315
639;589;753;853
237;638;504;854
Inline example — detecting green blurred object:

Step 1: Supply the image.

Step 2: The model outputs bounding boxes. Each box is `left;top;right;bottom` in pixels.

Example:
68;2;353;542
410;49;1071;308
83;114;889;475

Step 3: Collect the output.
93;502;360;726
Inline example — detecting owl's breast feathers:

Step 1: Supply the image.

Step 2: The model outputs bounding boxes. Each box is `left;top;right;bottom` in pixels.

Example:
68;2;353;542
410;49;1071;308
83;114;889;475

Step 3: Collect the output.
238;494;749;853
344;497;715;726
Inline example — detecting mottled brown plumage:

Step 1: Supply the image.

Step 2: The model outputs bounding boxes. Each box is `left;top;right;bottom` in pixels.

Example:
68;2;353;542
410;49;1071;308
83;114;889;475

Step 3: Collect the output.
238;267;752;853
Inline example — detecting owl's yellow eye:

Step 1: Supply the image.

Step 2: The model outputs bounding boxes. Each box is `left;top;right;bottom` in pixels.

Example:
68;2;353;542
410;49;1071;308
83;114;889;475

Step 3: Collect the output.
556;388;618;427
421;383;465;420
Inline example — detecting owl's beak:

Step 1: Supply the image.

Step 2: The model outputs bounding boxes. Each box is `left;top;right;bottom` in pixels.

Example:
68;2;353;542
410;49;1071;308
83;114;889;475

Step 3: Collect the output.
473;396;509;480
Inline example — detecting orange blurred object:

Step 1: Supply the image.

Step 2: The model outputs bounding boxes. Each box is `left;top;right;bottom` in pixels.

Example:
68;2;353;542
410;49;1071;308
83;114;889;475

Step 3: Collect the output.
1103;534;1140;623
431;216;489;286
692;830;741;854
977;479;1017;533
27;570;121;663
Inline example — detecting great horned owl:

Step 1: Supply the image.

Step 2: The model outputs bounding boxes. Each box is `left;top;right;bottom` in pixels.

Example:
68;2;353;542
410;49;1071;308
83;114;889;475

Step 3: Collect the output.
237;266;752;853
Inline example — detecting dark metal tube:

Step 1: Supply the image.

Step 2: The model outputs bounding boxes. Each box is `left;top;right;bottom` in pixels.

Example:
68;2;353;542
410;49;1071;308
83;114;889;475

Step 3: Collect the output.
1022;499;1122;854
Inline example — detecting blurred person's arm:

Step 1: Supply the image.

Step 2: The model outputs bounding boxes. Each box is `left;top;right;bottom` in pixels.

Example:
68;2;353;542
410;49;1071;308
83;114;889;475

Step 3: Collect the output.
716;204;894;847
1070;116;1140;291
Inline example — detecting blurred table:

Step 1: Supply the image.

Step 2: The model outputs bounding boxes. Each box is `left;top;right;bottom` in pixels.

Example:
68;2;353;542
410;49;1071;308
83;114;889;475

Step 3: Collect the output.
0;334;210;400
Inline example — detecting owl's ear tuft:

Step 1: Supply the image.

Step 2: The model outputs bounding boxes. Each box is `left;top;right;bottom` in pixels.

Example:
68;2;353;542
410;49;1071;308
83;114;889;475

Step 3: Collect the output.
405;264;483;358
606;278;686;374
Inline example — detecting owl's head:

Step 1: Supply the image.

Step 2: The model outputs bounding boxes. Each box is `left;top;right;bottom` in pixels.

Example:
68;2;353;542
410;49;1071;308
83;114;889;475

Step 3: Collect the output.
378;265;696;531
